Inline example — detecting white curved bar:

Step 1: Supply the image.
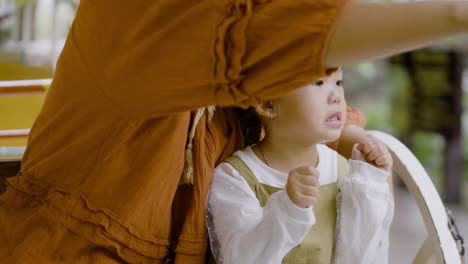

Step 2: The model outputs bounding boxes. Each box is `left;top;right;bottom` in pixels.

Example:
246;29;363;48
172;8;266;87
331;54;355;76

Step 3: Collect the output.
368;130;461;264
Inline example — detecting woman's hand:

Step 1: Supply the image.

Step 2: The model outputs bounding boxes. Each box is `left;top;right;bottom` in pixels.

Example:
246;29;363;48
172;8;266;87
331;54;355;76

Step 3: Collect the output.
286;166;320;208
352;135;393;172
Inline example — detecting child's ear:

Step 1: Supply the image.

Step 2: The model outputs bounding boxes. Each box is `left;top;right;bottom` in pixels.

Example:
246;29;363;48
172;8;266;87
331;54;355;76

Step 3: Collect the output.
255;101;278;119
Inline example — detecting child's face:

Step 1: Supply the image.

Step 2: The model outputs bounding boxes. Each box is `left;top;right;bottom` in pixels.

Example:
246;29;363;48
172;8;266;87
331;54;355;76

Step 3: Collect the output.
271;69;347;144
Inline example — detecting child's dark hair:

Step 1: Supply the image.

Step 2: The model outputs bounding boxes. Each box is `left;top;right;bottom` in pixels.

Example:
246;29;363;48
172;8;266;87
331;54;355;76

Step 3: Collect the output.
236;69;340;147
235;107;262;147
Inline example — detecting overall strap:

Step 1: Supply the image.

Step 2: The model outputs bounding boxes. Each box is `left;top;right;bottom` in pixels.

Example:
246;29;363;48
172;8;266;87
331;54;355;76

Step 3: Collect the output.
224;156;273;207
337;154;349;180
224;156;260;195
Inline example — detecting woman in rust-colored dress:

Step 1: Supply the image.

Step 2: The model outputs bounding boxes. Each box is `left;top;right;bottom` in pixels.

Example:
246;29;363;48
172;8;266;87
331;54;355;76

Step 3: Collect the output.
0;0;467;263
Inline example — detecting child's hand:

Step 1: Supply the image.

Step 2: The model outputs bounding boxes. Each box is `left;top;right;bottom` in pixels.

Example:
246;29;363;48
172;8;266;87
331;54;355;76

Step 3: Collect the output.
351;135;393;172
286;166;320;208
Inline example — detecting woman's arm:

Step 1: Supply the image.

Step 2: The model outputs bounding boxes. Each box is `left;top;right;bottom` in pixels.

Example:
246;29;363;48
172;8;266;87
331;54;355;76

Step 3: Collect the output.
326;1;468;67
338;124;369;160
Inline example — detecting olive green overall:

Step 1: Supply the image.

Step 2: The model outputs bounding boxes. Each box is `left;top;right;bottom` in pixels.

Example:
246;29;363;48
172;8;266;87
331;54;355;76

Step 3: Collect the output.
217;154;348;264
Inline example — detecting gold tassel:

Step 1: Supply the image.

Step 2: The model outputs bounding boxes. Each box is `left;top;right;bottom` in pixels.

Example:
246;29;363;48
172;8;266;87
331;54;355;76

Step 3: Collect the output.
179;108;205;185
180;142;194;185
179;106;216;186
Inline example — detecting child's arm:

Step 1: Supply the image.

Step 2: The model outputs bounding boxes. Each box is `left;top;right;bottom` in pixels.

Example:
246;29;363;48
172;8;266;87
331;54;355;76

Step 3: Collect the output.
206;163;316;264
334;141;394;264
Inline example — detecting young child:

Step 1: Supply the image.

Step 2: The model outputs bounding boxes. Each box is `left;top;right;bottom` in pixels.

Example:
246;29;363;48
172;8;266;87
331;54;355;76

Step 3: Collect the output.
206;68;394;264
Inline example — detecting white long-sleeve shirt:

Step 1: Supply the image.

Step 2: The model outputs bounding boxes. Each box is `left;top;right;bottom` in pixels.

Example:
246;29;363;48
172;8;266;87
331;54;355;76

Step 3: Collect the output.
206;144;394;264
